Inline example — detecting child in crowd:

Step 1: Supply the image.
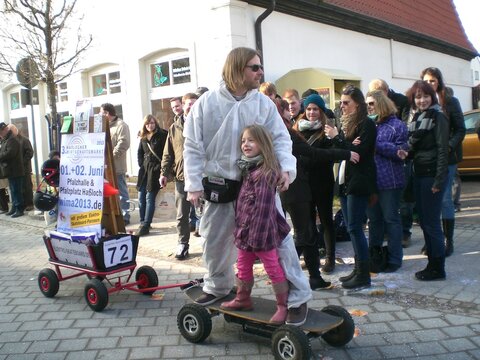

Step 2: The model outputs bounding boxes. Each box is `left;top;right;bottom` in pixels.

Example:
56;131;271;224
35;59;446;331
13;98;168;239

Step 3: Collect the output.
220;125;291;324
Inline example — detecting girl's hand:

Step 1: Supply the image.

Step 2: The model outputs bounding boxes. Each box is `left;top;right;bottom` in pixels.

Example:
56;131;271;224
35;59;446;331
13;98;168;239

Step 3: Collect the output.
397;149;408;160
277;172;290;192
324;124;338;139
431;187;440;194
349;151;360;163
352;137;361;145
187;191;203;207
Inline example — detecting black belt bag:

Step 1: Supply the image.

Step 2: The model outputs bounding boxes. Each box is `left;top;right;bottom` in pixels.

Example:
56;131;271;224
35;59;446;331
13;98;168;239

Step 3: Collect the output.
202;176;240;203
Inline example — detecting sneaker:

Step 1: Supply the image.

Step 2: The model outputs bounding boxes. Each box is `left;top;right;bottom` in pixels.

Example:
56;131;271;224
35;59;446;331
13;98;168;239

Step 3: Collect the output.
286;303;308;326
175;244;189;260
135;225;150;237
194;292;225;306
309;277;331;290
401;234;411;248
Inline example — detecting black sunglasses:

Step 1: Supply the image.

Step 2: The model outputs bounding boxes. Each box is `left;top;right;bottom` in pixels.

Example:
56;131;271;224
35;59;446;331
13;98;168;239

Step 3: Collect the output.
245;64;264;72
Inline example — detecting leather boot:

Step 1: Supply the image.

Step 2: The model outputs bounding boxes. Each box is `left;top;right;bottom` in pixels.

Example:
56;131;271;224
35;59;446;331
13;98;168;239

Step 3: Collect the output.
443;219;454;257
321;256;335;273
339;256;358;282
270;281;289;324
342;260;371;289
5;207;15;216
220;277;253;311
415;256;446;281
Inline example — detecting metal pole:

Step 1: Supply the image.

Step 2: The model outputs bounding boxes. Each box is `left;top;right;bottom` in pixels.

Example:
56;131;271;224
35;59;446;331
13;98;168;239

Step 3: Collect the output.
28;63;41;187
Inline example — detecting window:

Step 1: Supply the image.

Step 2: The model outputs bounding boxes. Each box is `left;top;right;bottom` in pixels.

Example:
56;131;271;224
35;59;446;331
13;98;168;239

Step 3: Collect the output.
475;71;479;81
10;92;20;110
150;56;190;88
56;82;68;102
92;71;121;97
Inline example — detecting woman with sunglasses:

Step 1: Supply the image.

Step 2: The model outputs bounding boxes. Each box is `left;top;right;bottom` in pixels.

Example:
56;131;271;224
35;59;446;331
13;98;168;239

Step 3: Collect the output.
398;80;449;281
365;90;408;273
421;67;465;257
292;94;348;274
324;85;377;289
135;115;168;236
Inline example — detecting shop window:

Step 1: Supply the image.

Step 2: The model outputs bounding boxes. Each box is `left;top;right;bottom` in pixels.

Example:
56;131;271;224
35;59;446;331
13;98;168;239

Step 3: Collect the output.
109;71;121;94
150;56;190;88
10;92;20;110
56;82;68;102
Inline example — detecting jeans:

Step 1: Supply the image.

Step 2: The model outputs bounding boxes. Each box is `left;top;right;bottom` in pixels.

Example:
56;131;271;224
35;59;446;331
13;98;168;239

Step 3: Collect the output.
138;181;159;227
340;194;369;261
400;160;414;236
366;188;403;266
8;176;24;211
175;181;191;245
414;176;446;258
116;173;130;222
441;164;456;220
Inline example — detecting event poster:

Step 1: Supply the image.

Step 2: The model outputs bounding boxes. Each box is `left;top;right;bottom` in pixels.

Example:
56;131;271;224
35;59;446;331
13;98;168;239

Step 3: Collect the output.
56;132;106;237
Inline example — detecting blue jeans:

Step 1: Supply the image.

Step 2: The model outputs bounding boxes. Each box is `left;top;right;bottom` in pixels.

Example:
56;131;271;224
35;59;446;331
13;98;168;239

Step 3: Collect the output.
414;176;446;258
138;181;159;226
441;164;456;220
116;173;130;222
8;176;24;211
367;188;403;266
400;160;414;236
340;194;369;261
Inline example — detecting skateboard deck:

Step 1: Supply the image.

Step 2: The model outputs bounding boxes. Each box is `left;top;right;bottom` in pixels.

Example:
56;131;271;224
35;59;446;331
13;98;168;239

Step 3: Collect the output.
184;285;343;334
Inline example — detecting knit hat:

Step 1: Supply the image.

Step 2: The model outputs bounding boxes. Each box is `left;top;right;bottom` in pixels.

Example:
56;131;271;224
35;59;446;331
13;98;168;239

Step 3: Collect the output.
303;94;326;113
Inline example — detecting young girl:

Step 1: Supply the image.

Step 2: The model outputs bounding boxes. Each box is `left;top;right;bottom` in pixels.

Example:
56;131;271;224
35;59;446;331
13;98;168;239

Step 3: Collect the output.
220;124;291;324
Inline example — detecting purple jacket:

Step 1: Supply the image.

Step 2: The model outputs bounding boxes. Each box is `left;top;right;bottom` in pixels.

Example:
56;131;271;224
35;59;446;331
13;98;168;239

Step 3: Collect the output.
234;167;290;252
374;115;408;190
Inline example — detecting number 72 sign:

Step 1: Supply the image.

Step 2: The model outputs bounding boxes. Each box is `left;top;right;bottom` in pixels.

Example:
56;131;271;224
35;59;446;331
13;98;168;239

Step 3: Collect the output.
102;235;134;268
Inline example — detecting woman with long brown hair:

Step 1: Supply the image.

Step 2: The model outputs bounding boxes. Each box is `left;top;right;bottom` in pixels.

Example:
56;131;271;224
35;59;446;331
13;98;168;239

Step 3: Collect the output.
325;85;377;289
135;115;168;236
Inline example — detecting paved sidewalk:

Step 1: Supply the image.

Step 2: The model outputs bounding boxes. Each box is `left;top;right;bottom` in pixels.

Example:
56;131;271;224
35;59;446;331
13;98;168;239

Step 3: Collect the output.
0;206;480;359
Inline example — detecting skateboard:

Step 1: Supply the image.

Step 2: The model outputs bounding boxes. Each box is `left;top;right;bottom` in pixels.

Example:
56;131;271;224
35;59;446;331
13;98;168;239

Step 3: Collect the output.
177;285;355;360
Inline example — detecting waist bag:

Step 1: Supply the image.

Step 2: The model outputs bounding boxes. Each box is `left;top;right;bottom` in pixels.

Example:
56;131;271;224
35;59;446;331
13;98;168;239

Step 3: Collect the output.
202;176;240;203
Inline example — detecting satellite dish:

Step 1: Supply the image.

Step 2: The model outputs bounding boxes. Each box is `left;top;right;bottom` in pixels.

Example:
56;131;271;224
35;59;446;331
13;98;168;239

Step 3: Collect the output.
16;57;40;89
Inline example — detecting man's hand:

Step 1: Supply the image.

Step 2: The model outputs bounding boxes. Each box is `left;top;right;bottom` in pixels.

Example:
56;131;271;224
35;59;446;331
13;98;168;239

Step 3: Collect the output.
324;124;338;139
159;175;168;188
397;149;408;160
277;172;290;192
187;191;203;207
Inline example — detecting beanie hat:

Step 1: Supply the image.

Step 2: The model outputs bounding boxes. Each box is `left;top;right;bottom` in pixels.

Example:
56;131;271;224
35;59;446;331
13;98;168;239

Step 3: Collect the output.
303;94;326;113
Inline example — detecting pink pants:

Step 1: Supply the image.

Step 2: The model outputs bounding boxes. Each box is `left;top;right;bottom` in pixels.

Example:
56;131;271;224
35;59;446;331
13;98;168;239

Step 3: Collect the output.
236;248;286;284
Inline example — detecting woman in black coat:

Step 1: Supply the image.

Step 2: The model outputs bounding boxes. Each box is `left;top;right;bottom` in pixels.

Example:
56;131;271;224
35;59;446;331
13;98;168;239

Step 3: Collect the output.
136;115;167;236
325;85;377;289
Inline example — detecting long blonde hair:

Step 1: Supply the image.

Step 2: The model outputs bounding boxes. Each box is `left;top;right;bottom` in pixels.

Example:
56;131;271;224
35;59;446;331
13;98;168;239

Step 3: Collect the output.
222;47;260;94
240;125;280;186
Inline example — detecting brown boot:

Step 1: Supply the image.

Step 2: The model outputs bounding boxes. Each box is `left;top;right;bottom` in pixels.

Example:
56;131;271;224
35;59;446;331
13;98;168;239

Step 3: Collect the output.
270;281;289;324
220;277;253;311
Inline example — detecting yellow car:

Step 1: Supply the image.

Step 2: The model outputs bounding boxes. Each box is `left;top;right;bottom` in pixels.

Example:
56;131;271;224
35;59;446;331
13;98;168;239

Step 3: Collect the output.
458;109;480;175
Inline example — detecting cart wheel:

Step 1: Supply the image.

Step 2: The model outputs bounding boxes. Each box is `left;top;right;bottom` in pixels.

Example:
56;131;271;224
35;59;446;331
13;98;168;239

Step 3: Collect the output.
271;325;311;360
135;265;159;295
38;268;59;298
320;305;355;347
177;304;212;343
84;278;108;312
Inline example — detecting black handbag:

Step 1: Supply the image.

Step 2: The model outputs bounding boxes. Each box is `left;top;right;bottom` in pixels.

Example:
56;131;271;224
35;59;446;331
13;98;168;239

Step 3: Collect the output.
202;176;240;203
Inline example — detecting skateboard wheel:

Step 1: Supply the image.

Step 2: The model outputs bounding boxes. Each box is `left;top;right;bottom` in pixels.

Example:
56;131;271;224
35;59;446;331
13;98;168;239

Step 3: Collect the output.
135;265;159;295
84;278;109;312
177;304;212;343
320;305;355;347
38;268;59;298
271;325;311;360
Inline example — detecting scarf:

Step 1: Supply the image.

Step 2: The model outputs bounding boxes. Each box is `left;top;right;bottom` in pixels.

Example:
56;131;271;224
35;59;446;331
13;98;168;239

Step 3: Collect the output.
297;119;322;132
236;154;264;174
408;104;442;148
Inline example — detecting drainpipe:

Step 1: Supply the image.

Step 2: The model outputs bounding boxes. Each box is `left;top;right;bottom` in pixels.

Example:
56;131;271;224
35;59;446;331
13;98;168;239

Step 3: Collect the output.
254;0;276;82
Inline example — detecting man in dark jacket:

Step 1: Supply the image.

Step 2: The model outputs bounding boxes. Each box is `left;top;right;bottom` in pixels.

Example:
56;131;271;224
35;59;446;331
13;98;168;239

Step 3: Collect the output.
8;124;34;210
369;79;409;121
0;122;25;217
